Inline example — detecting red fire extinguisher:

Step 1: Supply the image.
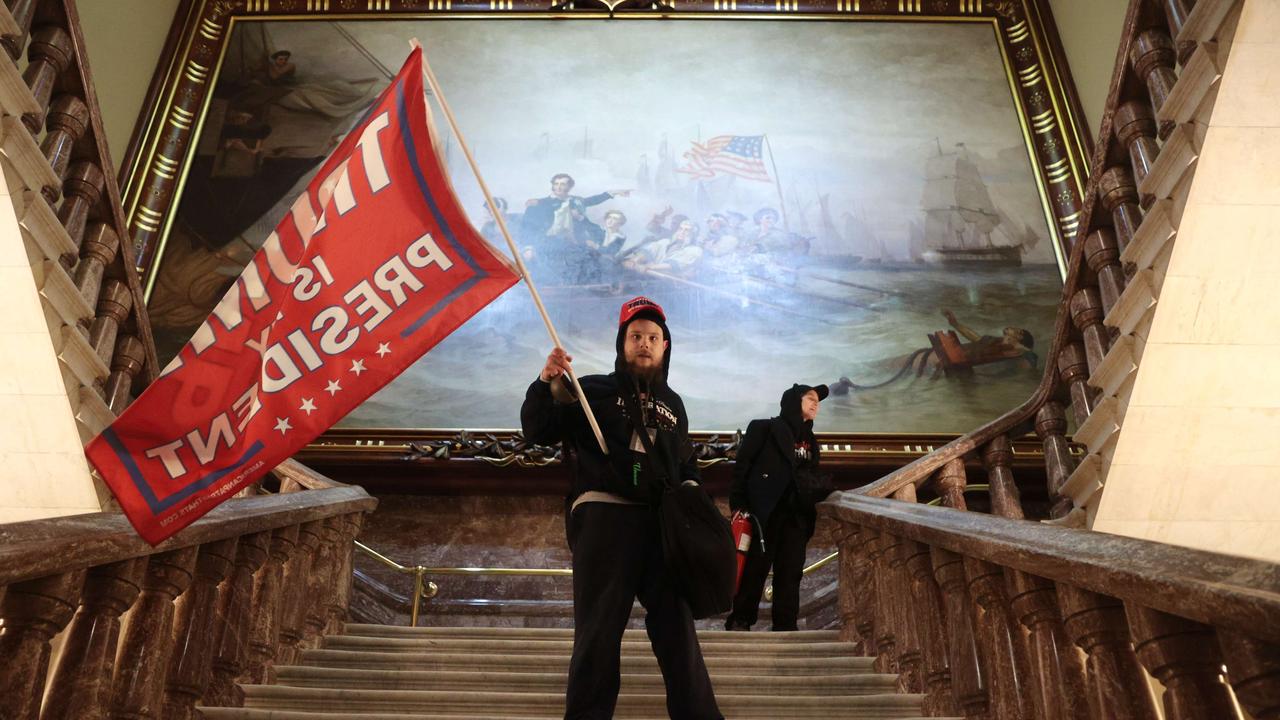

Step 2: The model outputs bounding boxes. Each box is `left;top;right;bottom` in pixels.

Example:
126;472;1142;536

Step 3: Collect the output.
731;511;753;594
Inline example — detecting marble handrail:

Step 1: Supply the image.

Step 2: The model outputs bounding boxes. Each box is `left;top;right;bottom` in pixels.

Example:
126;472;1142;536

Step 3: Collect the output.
823;492;1280;643
0;482;375;720
0;486;375;587
822;488;1279;720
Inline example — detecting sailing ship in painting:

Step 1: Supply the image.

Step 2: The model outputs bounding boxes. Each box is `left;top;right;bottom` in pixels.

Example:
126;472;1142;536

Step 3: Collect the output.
919;142;1040;268
503;133;1047;321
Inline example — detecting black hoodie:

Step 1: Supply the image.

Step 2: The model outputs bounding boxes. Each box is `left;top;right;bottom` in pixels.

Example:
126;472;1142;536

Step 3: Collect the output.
729;384;824;529
521;312;700;504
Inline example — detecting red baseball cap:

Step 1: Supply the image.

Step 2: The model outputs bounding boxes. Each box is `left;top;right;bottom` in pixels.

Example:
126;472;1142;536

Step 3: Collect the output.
618;296;666;327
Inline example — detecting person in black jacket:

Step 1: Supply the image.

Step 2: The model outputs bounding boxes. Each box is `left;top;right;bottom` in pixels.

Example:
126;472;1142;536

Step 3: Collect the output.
726;383;829;631
521;296;722;720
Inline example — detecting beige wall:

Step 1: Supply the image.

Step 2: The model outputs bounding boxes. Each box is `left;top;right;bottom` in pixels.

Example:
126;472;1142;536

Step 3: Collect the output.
76;0;181;169
1047;0;1128;142
1093;1;1280;564
0;165;105;523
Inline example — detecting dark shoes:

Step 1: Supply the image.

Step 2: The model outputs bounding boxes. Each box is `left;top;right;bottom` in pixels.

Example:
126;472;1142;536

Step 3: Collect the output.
724;620;752;631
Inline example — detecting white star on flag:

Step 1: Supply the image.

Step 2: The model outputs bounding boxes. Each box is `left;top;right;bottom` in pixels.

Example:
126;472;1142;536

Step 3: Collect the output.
274;417;292;435
376;342;392;358
350;359;366;376
325;379;342;396
299;398;317;415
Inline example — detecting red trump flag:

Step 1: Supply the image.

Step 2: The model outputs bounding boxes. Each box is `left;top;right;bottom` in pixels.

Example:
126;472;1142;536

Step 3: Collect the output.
87;48;518;544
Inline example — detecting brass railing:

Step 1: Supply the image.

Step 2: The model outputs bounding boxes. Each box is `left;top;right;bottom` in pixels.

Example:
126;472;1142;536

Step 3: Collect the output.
354;541;840;626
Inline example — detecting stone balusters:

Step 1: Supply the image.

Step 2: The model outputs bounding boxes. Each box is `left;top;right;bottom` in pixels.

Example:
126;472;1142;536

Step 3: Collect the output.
1007;572;1089;720
20;24;72;133
328;513;363;635
1217;631;1280;720
207;531;272;708
1098;167;1143;254
934;458;968;510
0;572;82;720
1113;100;1161;208
1036;402;1077;519
40;94;89;194
1126;607;1237;720
888;538;925;694
836;527;862;647
846;525;879;658
42;558;147;720
163;538;239;720
110;546;199;720
1;0;39;61
965;558;1035;719
1057;342;1096;428
277;520;323;665
72;223;119;309
867;529;899;675
303;518;343;645
1130;29;1179;137
88;280;132;368
884;490;924;693
1057;585;1160;720
902;539;958;716
932;547;989;719
105;335;144;413
243;525;299;683
982;435;1024;520
1083;229;1126;316
1160;0;1197;63
58;162;105;255
1070;287;1110;375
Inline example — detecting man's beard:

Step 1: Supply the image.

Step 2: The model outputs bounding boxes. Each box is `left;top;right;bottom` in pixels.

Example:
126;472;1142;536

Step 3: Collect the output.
625;357;663;382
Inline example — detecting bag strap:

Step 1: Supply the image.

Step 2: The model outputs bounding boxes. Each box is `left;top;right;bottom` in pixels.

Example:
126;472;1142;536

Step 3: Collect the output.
620;383;676;493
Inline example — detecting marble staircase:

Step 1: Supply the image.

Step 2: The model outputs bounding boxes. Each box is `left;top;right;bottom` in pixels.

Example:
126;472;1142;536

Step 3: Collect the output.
201;624;945;719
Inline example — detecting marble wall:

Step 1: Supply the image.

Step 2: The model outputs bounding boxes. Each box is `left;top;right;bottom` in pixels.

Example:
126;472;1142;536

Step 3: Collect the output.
1093;0;1280;564
354;493;840;629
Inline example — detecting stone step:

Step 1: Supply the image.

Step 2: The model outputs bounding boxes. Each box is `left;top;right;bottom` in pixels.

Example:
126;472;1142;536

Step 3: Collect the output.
342;623;839;643
302;648;878;675
273;665;899;695
321;635;859;657
239;686;929;718
204;710;951;720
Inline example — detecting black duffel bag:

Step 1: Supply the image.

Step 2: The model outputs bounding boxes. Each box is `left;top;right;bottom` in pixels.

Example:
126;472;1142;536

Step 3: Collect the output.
657;480;736;619
625;393;735;619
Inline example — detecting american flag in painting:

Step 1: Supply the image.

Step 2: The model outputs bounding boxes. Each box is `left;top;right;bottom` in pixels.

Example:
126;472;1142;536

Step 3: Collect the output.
676;135;771;182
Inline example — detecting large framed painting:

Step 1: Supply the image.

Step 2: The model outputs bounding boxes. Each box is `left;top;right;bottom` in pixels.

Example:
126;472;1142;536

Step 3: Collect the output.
122;0;1089;450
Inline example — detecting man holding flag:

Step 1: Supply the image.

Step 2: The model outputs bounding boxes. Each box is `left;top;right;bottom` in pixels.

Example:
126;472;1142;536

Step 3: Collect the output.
523;296;723;720
87;48;519;545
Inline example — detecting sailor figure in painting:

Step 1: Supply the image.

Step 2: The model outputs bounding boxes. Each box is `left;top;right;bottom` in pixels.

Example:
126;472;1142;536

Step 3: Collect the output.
520;173;631;285
830;308;1037;395
520;173;631;248
932;308;1037;374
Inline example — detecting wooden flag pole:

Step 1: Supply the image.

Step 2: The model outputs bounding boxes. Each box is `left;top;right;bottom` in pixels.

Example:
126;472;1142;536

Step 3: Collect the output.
763;134;791;234
410;40;609;455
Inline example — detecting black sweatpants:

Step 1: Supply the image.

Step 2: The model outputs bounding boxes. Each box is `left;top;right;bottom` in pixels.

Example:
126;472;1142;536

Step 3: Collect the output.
565;502;722;720
725;506;811;631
